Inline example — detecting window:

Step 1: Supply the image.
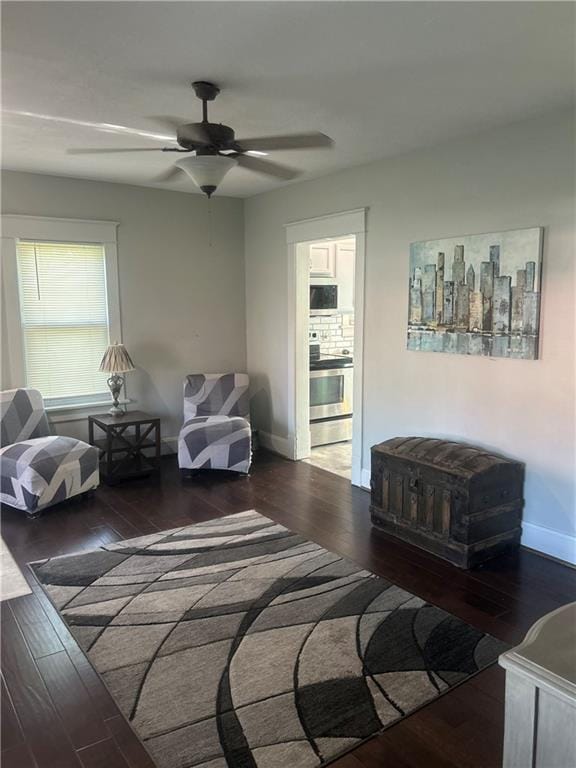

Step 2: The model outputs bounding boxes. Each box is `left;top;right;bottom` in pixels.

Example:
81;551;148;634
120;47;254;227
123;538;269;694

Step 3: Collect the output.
17;240;110;402
2;216;120;409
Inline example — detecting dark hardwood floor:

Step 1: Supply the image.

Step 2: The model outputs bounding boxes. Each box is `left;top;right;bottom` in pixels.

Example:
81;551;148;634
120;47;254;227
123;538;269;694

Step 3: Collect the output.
1;450;574;768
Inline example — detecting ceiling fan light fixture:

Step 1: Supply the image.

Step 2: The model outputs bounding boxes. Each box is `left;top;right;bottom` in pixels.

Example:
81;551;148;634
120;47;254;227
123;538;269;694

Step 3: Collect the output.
175;154;237;197
61;80;331;187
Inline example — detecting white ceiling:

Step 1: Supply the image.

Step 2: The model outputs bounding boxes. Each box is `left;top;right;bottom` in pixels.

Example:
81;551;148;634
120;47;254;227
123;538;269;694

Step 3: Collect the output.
1;2;574;198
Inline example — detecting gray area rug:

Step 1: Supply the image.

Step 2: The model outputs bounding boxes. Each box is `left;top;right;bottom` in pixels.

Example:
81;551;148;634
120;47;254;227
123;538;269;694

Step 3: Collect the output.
31;510;507;768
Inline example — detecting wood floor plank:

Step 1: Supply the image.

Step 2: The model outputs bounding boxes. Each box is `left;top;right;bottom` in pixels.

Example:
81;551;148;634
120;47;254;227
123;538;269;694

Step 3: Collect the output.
1;451;573;768
330;751;367;767
0;603;82;767
77;737;131;768
65;645;123;722
390;680;505;768
37;651;109;750
352;733;419;768
9;592;64;659
466;664;505;703
1;742;38;768
105;716;156;768
1;675;24;751
27;575;81;651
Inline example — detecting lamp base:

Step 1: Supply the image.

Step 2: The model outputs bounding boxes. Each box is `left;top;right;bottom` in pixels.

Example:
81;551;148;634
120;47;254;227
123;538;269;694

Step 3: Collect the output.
106;374;125;417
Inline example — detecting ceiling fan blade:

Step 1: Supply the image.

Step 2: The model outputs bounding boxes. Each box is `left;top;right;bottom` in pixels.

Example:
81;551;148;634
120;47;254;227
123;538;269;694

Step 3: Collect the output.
67;147;165;155
152;166;184;183
5;109;176;142
235;154;300;180
236;132;333;152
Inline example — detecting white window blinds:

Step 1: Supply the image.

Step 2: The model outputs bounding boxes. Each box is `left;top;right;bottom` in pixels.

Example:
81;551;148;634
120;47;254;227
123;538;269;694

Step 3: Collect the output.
16;240;111;401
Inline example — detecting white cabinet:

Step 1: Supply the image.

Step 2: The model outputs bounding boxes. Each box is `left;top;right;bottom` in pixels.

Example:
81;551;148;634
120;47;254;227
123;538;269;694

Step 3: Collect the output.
309;243;336;277
499;601;576;768
308;239;355;311
336;241;355;312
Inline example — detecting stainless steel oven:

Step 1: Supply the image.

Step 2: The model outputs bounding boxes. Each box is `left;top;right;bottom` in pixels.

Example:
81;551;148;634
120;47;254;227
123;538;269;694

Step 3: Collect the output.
309;366;353;420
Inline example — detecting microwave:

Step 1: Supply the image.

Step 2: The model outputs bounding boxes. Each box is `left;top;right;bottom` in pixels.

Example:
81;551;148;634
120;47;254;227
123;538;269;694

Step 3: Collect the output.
310;284;338;313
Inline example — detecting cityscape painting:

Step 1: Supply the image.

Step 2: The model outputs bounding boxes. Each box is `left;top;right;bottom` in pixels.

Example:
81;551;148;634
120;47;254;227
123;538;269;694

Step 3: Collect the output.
407;227;543;359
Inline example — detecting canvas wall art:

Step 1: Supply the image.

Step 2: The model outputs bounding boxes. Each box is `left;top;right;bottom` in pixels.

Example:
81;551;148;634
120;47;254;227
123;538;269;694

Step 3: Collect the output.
407;227;543;359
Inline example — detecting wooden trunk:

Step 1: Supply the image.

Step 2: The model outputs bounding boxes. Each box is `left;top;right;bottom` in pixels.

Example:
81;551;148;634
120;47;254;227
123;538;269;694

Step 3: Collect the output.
370;437;525;569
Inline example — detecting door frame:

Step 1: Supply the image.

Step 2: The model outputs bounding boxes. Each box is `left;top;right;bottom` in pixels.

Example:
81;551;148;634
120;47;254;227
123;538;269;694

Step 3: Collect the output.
285;208;367;487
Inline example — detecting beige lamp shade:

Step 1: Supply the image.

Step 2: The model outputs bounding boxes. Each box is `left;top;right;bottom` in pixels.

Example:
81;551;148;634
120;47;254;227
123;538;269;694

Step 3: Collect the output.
99;343;135;373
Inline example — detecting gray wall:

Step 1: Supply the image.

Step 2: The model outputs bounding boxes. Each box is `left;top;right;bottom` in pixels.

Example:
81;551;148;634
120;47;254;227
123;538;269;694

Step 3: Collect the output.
244;109;575;561
2;111;573;562
1;171;246;442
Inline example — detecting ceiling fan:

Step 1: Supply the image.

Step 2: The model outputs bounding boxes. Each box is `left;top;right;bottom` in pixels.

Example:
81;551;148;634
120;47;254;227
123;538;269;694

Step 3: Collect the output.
68;81;334;197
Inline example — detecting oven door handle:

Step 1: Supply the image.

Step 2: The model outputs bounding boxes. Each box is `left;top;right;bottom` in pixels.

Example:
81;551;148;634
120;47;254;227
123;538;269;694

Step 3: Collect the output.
310;368;352;378
310;368;351;379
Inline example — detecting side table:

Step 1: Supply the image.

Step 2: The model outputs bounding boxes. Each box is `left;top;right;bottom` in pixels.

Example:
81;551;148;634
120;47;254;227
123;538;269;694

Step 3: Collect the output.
88;411;161;485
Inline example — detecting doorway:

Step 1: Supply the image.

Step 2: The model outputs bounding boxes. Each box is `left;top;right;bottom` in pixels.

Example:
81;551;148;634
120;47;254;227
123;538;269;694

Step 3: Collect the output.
286;209;366;486
305;237;355;479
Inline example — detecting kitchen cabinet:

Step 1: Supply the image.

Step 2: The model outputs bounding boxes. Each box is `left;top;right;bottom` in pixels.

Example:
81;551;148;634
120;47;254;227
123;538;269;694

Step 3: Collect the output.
336;241;355;311
309;243;336;277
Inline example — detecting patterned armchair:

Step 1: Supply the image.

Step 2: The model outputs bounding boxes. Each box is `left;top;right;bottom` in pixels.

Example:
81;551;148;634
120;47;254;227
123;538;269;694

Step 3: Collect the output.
0;388;99;515
178;373;252;475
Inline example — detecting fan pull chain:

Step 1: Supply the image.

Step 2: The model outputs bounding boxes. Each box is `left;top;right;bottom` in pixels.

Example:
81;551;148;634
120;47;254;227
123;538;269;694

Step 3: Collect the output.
207;196;213;248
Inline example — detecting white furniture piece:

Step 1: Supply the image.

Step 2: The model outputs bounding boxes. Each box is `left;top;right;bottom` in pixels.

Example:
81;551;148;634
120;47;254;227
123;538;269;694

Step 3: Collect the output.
499;601;576;768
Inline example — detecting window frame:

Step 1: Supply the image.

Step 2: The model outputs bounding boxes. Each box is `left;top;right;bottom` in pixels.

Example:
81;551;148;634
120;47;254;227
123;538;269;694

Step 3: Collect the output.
2;215;122;411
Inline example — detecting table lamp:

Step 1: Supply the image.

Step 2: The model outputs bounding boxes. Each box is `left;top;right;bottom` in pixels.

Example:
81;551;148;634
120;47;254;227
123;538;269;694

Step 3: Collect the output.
99;342;135;416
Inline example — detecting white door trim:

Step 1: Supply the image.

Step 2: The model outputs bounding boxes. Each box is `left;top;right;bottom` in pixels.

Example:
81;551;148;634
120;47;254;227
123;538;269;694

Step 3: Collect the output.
286;208;367;487
285;208;366;244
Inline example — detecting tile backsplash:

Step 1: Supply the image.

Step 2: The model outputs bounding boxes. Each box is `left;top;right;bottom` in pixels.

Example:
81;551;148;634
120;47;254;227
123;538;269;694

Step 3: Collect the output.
309;312;354;355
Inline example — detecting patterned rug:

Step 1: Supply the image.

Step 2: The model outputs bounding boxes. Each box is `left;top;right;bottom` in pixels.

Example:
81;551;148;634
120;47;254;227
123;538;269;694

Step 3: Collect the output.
31;510;507;768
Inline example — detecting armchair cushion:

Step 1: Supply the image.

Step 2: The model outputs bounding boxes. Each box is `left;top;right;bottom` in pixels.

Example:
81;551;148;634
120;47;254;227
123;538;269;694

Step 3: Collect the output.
178;416;251;474
0;435;99;514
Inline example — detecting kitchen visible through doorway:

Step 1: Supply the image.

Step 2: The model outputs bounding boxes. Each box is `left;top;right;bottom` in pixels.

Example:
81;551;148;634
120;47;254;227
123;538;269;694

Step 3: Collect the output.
306;236;355;480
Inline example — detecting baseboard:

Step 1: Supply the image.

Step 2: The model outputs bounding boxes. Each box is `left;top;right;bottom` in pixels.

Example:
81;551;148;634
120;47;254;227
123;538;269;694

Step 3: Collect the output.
160;436;178;456
258;431;296;460
361;468;371;490
521;522;576;566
